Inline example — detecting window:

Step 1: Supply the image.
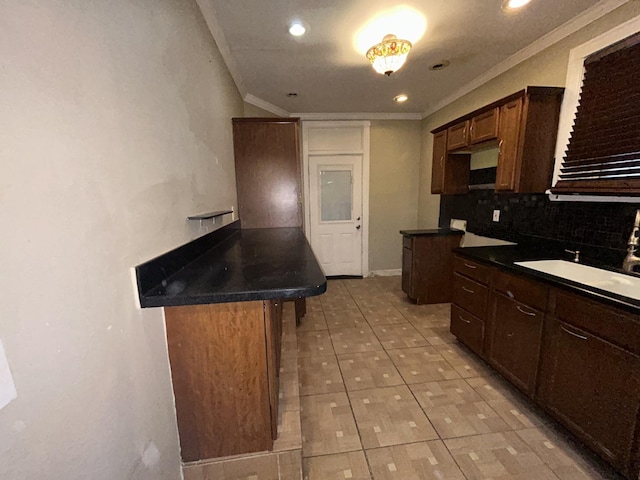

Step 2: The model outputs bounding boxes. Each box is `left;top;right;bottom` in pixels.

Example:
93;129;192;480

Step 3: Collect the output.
552;16;640;196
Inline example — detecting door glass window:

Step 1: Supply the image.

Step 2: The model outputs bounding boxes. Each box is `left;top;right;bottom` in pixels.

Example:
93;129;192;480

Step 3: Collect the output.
320;169;352;221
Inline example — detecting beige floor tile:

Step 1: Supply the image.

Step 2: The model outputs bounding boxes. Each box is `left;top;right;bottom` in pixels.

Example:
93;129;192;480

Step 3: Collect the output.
320;295;360;312
185;453;280;480
360;306;408;326
325;310;369;330
516;427;619;480
337;351;405;391
413;326;458;346
348;385;438;448
299;355;345;396
372;323;429;350
466;376;545;429
273;409;302;451
303;451;372;480
366;440;466;480
297;312;329;332
331;326;384;355
406;313;451;329
307;296;324;312
445;431;559;479
410;379;511;439
301;392;362;457
278;449;303;480
433;343;493;378
353;296;393;309
298;330;335;357
279;370;300;412
387;347;461;384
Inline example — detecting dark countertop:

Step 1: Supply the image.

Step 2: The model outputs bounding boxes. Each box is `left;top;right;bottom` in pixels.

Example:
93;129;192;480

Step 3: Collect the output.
136;222;326;308
454;245;640;313
400;228;464;237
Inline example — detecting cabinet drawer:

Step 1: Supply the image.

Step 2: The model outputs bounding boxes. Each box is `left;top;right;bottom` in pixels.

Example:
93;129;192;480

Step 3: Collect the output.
403;236;413;249
451;304;484;356
447;121;469;150
452;273;488;319
453;255;492;284
493;270;548;311
553;290;640;355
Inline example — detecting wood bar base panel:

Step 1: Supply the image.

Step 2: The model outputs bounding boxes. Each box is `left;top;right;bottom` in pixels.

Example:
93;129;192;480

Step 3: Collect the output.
164;301;276;461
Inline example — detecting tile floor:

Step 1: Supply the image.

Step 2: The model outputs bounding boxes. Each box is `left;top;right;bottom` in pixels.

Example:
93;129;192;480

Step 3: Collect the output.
299;277;621;480
184;277;623;480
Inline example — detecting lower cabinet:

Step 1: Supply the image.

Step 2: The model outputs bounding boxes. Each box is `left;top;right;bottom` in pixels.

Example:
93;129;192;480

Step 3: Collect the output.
450;254;640;479
487;292;543;397
538;292;640;477
164;299;283;461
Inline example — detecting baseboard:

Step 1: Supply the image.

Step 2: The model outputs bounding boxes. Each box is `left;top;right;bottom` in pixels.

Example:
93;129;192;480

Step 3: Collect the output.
369;269;402;277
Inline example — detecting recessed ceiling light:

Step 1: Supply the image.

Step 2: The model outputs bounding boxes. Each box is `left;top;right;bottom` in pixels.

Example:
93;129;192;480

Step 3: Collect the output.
394;94;408;103
503;0;532;11
289;22;306;37
286;93;298;97
429;60;450;71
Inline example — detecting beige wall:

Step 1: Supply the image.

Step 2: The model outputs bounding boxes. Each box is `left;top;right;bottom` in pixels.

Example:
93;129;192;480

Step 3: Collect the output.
243;102;282;117
417;1;640;227
369;121;422;272
0;1;243;479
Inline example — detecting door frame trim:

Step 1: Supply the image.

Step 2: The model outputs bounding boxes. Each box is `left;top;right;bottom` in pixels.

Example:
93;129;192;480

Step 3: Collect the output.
302;120;370;277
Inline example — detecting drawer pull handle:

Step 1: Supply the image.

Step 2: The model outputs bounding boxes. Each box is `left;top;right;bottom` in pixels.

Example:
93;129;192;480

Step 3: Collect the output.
561;325;588;341
463;263;477;269
459;315;471;324
507;332;515;338
462;286;475;294
516;305;536;317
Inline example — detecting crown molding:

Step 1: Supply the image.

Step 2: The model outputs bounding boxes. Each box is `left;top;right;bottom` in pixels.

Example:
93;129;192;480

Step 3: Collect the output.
243;94;290;118
421;0;630;119
195;0;247;97
292;112;423;121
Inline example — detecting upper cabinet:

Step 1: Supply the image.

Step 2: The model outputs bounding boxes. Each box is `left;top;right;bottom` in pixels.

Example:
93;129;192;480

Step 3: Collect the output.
431;87;564;195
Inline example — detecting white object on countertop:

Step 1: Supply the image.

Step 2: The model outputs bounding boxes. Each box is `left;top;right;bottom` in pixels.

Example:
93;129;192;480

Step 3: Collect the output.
0;338;17;410
450;219;516;248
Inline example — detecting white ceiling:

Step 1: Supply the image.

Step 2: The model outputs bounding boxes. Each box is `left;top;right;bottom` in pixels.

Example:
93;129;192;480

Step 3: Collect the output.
198;0;622;117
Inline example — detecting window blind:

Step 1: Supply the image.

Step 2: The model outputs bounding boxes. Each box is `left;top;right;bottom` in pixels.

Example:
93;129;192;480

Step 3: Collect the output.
554;32;640;194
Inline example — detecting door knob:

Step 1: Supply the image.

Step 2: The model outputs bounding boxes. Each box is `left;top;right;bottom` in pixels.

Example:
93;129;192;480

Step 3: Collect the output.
356;225;361;230
357;216;361;221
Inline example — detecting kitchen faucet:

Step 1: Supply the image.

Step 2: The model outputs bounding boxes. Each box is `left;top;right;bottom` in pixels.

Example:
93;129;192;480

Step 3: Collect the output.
622;209;640;273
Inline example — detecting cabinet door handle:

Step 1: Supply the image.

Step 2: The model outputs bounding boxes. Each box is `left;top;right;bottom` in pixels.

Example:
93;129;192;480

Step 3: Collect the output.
561;325;588;341
459;315;471;324
440;155;444;168
516;305;536;317
462;286;475;294
463;263;476;269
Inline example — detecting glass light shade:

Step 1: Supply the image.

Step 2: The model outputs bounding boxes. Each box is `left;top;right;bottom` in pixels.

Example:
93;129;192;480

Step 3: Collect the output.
366;34;412;76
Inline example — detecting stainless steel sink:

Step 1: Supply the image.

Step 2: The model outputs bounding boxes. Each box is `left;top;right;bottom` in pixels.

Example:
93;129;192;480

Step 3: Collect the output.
514;260;640;301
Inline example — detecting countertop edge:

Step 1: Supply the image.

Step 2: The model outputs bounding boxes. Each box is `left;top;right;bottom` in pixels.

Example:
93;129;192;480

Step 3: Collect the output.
453;246;640;314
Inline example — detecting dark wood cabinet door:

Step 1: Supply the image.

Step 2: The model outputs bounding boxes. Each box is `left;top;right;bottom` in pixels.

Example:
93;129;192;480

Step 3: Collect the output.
233;119;302;228
470;108;499;144
431;130;447;194
451;273;488;319
496;98;523;191
488;292;543;396
447;121;469;150
539;318;640;473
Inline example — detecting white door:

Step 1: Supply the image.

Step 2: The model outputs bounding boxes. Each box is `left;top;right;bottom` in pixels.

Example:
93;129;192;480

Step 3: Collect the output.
309;155;363;276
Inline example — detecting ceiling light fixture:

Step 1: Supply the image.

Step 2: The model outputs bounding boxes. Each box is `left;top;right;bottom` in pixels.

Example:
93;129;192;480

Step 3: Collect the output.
394;94;408;103
289;22;306;36
502;0;532;11
429;60;451;71
366;34;412;76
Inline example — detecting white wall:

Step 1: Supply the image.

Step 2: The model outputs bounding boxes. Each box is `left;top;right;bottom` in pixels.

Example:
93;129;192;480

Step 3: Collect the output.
0;1;243;479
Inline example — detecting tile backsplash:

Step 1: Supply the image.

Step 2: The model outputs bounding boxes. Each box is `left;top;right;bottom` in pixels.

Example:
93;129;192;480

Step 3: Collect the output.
439;191;640;266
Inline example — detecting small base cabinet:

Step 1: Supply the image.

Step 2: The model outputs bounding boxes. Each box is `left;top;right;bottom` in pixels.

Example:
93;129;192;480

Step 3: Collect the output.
538;291;640;477
164;300;283;462
401;233;462;304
